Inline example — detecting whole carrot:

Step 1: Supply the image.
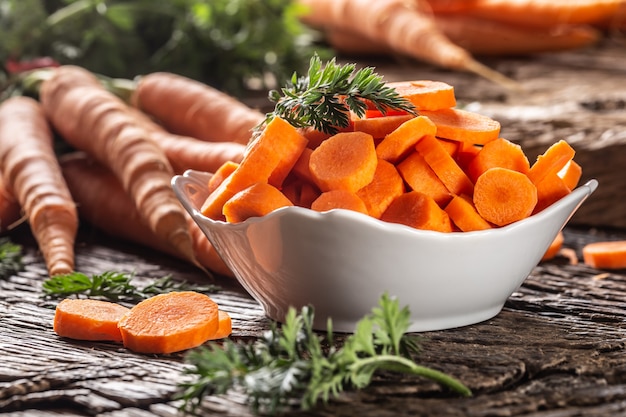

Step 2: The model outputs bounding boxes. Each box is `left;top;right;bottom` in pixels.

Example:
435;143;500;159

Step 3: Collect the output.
39;65;196;266
0;175;22;234
130;72;266;144
0;96;79;276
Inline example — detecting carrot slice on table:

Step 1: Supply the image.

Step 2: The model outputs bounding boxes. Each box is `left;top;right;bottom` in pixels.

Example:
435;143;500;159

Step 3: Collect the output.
54;298;130;342
381;191;453;232
356;159;405;219
309;131;378;192
527;140;575;185
542;231;564;261
444;194;492;232
385;80;457;110
473;167;538;226
415;134;474;196
353;114;414;139
222;182;294;223
582;241;626;270
466;137;530;183
420;108;501;145
396;152;452;206
375;115;437;163
311;189;369;215
210;310;233;340
117;291;220;354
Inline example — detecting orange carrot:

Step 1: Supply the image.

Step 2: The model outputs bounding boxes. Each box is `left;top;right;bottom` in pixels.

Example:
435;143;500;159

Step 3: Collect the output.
582;241;626;270
527;140;576;185
40;65;197;266
290;147;316;185
424;0;481;13
541;231;564;261
437;137;459;157
200;117;308;219
356;159;405;219
60;153;233;277
415;134;474;196
309;131;378;192
384;80;457;110
131;72;265;144
533;173;573;214
396;151;452;206
117;291;220;354
222;182;294;223
473;167;538;226
466;137;530;183
558;160;583;191
420;108;501;144
54;298;130;342
381;191;453;232
211;310;233;340
444;194;492;232
311;189;369;214
375;115;437;163
353;114;415;139
208;161;240;195
0;175;22;234
0;96;79;276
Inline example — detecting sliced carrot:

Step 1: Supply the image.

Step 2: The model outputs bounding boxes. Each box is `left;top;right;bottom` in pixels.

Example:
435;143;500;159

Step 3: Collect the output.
207;161;240;195
299;124;355;149
381;191;453;232
533;172;572;214
385;80;457;110
541;231;564;261
375;115;437;163
291;147;315;185
415;134;474;196
437;137;459;157
420;108;501;145
54;298;130;343
201;117;307;219
299;181;322;208
527;140;576;185
210;310;233;340
444;194;492;232
558;160;583;191
582;241;626;270
353;114;415;139
117;291;220;354
309;131;378;192
455;141;482;172
466;137;530;183
356;159;405;219
473;167;538;226
396;152;452;206
222;182;294;223
311;189;369;215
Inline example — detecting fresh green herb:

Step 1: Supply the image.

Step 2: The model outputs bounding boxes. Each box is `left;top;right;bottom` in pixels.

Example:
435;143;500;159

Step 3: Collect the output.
178;293;471;415
0;237;23;279
265;54;416;134
42;271;219;302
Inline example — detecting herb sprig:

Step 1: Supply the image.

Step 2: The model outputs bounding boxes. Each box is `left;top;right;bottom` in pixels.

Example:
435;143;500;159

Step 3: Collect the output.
0;237;23;279
266;54;416;134
42;271;219;302
178;293;471;415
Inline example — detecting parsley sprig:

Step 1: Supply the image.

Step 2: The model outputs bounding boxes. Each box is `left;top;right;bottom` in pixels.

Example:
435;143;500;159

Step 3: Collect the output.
178;293;471;415
42;271;219;302
0;237;23;279
266;54;416;134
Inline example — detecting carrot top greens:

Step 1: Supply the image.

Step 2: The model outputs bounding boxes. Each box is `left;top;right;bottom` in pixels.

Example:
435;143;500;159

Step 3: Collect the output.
0;238;22;279
266;54;416;134
178;293;471;415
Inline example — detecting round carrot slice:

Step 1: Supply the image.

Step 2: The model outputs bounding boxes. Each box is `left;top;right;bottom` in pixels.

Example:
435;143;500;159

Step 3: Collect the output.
54;298;130;342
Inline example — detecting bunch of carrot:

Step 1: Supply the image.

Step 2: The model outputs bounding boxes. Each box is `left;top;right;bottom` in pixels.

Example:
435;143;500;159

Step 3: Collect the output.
296;0;625;84
201;79;582;237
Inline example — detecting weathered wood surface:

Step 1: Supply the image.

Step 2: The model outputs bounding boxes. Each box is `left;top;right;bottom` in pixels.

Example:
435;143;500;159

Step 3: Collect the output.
2;38;626;417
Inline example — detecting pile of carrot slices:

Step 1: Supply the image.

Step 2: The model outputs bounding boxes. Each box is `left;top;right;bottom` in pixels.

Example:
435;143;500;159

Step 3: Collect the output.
202;80;582;234
53;292;232;354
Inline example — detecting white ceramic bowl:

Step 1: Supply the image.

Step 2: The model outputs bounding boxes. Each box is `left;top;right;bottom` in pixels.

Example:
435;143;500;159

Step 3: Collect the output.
173;170;597;333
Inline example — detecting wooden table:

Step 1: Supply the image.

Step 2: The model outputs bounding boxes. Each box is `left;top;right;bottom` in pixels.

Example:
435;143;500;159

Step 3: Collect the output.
2;38;626;416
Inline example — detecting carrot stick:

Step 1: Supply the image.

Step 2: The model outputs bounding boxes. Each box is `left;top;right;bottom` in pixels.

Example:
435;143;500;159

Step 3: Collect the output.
381;191;453;232
527;140;576;185
53;298;130;342
208;161;240;195
444;194;492;232
0;175;22;234
541;231;564;261
0;96;79;276
353;114;415;139
558;160;583;191
415;134;475;196
375;115;437;163
60;153;233;277
39;65;197;267
582;241;626;270
222;182;294;223
311;189;369;214
466;137;531;183
533;172;573;214
356;159;405;219
296;0;520;89
396;151;452;206
309;131;378;193
130;72;266;144
473;167;538;226
384;80;457;110
117;291;220;354
420;108;501;145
